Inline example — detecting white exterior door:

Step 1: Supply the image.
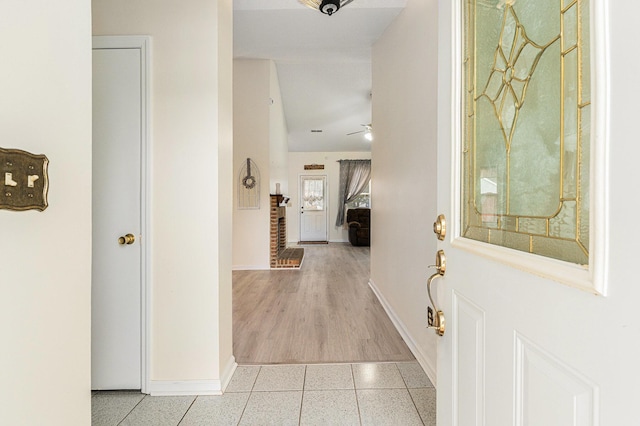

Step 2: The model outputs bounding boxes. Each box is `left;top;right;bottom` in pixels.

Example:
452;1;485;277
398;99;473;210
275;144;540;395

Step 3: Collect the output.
300;175;328;242
92;41;145;390
435;1;640;425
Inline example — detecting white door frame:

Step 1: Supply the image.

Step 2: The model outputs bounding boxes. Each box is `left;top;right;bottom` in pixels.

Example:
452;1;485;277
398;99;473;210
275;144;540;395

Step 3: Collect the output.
93;35;151;393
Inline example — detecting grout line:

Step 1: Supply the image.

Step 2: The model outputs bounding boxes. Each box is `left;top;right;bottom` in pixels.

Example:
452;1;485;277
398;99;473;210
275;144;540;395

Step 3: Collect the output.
176;396;198;425
407;389;427;426
117;394;146;426
236;392;252;426
234;365;258;424
351;364;364;425
396;362;411;389
298;365;307;424
302;364;307;392
249;365;261;392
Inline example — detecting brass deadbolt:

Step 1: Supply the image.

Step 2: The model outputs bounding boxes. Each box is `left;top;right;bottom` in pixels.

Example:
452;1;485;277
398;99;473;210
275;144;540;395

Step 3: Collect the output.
118;234;136;245
433;214;446;241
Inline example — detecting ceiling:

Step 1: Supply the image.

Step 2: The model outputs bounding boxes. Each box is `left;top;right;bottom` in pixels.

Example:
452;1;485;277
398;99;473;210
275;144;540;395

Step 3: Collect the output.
233;0;407;152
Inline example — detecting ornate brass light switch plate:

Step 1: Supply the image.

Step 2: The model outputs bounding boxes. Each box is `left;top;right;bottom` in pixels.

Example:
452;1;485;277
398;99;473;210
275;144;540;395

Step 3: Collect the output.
0;147;49;211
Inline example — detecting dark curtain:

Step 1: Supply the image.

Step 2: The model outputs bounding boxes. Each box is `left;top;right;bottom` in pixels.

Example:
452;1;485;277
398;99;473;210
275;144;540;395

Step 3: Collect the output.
335;159;372;226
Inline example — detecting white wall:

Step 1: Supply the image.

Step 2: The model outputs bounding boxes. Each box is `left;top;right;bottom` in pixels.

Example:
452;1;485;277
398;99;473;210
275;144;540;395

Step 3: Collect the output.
215;0;234;388
233;59;272;269
93;0;234;392
0;1;92;424
370;0;439;382
233;59;289;270
269;62;290;196
287;151;371;244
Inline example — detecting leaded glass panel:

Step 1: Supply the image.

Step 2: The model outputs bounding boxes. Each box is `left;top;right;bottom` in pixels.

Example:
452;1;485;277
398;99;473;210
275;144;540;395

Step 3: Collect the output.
462;0;590;265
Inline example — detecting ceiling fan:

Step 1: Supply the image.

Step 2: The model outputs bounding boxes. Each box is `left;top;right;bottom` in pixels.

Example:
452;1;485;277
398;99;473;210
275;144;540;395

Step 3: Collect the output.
299;0;355;16
347;124;373;141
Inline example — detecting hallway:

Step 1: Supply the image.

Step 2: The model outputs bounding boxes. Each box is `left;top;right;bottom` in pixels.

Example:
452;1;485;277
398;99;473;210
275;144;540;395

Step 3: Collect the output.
233;244;415;364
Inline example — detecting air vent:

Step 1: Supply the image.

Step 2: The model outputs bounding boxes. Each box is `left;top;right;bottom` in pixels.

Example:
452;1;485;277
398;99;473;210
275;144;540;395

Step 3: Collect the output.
311;129;323;133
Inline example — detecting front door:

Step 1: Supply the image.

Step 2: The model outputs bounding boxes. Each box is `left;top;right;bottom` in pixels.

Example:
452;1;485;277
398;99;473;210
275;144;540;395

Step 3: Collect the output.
92;39;146;390
299;175;328;242
436;1;638;425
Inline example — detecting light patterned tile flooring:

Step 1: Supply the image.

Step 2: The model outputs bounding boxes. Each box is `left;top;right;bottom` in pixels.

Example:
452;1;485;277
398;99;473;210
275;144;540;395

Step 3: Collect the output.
92;362;436;425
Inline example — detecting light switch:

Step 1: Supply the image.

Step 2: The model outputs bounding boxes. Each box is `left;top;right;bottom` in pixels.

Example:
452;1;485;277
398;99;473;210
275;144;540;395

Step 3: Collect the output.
4;172;17;187
27;175;39;188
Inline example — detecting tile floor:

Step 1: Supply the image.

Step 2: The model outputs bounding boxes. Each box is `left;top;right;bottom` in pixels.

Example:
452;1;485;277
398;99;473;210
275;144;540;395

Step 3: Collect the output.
92;362;436;425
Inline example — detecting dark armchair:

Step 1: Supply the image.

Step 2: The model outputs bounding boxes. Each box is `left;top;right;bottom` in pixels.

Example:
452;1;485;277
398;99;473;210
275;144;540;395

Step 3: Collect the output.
347;208;370;246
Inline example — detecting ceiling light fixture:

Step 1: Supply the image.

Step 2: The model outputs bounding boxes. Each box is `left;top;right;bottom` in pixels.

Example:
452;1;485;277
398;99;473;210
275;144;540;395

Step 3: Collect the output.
364;129;373;141
299;0;355;16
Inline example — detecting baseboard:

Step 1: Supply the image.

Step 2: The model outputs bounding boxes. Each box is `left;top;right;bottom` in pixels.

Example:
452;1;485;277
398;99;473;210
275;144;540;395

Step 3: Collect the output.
148;379;223;396
368;278;438;388
221;355;238;392
148;356;238;396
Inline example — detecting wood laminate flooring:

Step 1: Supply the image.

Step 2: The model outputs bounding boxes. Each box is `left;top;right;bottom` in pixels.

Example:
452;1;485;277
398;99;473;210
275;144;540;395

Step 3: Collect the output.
233;243;415;364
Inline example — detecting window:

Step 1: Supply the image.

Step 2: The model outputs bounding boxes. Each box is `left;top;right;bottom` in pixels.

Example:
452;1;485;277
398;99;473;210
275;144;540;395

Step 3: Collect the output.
346;180;371;209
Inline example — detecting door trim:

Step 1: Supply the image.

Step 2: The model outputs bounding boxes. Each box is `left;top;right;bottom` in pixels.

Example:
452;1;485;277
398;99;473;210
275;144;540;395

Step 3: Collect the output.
92;35;151;393
447;0;610;295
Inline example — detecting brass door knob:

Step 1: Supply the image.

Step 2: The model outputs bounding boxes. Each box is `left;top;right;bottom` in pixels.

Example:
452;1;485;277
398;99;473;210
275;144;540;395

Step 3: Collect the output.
118;234;136;245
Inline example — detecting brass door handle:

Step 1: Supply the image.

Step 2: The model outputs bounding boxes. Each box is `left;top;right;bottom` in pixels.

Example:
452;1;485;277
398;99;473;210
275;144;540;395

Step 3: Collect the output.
426;250;446;336
118;234;135;245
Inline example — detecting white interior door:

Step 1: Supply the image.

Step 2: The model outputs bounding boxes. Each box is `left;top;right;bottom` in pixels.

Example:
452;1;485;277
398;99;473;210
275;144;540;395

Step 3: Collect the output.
435;1;639;425
299;175;328;242
92;43;143;390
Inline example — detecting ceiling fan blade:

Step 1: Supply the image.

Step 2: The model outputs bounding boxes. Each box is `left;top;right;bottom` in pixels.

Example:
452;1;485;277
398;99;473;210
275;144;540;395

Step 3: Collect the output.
346;130;365;136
